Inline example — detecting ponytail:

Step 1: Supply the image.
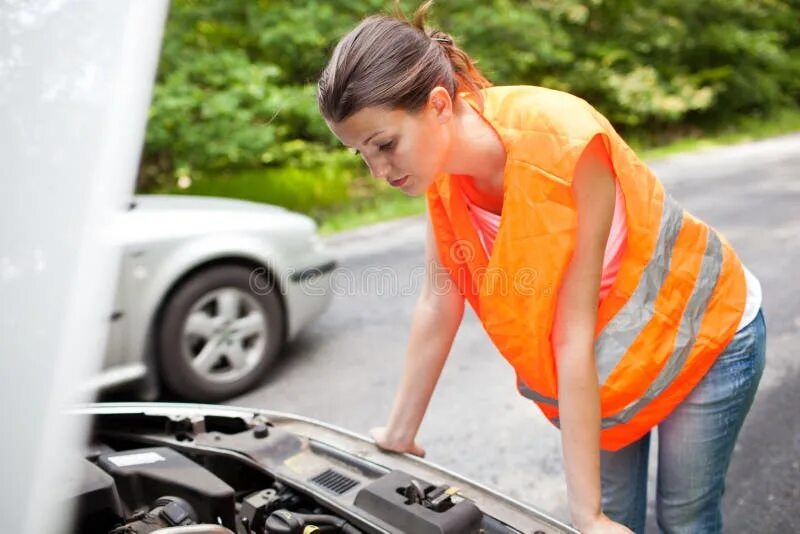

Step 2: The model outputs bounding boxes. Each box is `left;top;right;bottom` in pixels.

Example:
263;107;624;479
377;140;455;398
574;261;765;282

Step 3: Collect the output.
413;1;492;102
318;1;491;122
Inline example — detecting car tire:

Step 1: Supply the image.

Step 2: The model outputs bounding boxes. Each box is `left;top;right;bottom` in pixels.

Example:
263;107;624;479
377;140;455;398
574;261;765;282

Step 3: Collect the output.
157;264;284;402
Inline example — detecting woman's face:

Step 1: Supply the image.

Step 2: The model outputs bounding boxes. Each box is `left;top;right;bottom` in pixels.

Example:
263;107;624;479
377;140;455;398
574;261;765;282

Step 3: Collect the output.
326;89;453;196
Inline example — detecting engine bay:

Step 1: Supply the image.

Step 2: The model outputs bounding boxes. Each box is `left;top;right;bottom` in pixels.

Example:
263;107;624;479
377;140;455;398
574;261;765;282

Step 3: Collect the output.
65;406;571;534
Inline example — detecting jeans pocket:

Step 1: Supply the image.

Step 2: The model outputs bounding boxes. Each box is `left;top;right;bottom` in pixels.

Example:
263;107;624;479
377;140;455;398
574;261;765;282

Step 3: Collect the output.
684;310;765;409
718;333;754;364
711;311;766;382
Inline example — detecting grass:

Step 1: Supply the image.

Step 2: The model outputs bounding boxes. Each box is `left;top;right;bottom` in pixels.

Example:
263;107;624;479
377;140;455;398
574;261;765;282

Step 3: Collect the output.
320;107;800;235
319;193;426;234
155;165;354;216
632;107;800;160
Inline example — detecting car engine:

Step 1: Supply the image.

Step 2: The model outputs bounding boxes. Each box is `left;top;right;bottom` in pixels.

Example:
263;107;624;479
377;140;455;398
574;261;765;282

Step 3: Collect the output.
65;406;571;534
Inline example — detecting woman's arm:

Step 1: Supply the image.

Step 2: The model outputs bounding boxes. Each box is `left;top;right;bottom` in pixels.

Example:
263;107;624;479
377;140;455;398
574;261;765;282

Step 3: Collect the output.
553;136;633;533
371;213;465;456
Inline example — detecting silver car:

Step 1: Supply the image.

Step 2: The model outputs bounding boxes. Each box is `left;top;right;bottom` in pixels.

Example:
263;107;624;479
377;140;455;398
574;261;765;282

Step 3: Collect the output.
85;194;337;402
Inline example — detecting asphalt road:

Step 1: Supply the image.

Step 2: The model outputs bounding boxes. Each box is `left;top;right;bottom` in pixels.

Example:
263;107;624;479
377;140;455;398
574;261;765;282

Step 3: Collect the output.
230;134;800;530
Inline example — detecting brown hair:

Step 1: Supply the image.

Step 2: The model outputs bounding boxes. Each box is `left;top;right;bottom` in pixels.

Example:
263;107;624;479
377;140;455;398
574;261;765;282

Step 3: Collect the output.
317;0;492;123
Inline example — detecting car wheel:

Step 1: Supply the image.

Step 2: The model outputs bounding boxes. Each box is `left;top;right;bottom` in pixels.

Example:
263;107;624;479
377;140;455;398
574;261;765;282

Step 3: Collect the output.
157;264;284;401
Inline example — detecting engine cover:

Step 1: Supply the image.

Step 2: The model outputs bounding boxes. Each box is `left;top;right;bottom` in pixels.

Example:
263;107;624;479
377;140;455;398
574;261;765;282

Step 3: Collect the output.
96;447;236;527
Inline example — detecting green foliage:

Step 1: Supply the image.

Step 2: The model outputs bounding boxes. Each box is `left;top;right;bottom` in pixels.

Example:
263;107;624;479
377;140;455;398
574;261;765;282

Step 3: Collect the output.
165;164;352;216
140;0;800;220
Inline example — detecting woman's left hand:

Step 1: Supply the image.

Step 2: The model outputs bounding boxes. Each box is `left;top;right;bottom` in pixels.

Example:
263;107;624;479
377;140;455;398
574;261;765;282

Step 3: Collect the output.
369;426;426;457
575;512;634;534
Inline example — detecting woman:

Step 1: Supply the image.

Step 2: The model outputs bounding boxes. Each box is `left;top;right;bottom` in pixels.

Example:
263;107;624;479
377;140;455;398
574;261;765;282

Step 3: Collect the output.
317;3;766;533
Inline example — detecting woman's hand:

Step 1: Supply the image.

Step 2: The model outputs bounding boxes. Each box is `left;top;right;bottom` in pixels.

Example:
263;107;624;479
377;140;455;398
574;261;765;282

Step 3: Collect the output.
370;426;426;457
576;513;634;534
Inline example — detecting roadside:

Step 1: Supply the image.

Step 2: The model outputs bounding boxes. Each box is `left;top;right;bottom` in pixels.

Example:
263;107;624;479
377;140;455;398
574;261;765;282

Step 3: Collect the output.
319;109;800;234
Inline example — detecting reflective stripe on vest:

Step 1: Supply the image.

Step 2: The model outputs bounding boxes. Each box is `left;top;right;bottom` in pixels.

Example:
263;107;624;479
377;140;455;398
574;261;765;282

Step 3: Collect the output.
517;380;558;405
599;229;723;428
594;195;685;383
520;196;726;429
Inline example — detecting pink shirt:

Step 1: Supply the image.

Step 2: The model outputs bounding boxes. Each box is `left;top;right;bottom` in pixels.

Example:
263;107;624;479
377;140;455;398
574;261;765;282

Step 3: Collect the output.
464;178;628;302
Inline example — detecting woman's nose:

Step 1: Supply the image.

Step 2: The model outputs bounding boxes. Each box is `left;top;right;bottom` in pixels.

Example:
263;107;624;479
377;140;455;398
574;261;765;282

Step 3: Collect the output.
365;155;390;180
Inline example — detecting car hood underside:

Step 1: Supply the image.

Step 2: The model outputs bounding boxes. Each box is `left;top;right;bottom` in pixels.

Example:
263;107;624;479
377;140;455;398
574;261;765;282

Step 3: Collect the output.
65;402;575;534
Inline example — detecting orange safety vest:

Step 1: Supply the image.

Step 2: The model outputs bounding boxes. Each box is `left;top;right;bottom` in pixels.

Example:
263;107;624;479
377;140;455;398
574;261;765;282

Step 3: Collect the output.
427;86;746;451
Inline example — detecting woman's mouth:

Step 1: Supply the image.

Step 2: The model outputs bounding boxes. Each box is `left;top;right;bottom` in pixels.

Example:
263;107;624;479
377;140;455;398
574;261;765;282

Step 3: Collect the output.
388;175;409;188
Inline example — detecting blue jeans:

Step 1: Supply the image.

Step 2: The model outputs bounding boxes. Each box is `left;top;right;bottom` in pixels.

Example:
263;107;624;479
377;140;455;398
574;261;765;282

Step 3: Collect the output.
600;309;767;534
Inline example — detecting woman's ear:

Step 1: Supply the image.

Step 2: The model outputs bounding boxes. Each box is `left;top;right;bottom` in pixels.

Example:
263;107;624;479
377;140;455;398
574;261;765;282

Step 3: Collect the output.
427;86;453;124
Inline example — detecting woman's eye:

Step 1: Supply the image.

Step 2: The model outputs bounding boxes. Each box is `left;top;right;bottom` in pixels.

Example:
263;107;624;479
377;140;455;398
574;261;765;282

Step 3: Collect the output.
378;140;395;152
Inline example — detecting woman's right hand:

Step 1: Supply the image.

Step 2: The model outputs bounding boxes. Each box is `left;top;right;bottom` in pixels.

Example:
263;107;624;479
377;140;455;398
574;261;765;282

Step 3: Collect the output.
369;426;426;457
576;513;634;534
